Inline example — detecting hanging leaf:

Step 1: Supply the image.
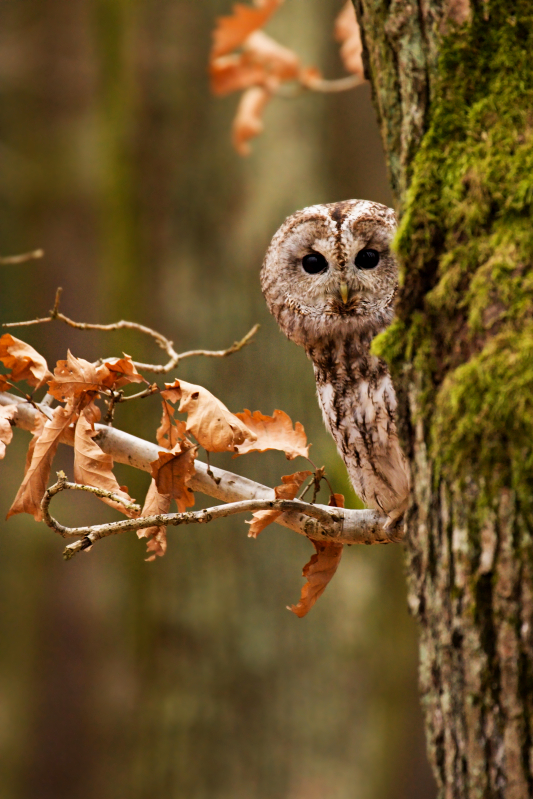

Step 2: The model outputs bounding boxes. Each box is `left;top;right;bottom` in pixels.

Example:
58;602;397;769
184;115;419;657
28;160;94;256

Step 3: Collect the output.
73;404;137;517
211;0;283;59
163;379;256;453
138;479;172;561
288;540;344;618
232;86;271;156
233;408;308;459
156;398;188;450
7;401;78;520
247;470;311;538
150;439;197;513
0;404;17;459
101;354;146;388
0;333;52;388
48;352;104;401
334;1;365;79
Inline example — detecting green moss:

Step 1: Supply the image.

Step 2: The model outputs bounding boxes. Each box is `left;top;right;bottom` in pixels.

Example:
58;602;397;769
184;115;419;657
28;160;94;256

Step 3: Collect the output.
432;325;533;499
376;0;533;503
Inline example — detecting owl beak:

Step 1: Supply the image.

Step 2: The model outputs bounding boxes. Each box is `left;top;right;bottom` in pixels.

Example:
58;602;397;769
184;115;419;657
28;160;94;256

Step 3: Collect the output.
339;282;350;304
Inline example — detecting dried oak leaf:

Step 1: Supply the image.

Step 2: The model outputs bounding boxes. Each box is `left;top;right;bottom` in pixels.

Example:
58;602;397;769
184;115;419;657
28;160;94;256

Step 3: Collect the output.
334;1;364;79
233;408;308;459
48;351;144;401
22;412;46;477
247;469;311;538
232;86;271;156
7;401;78;521
210;53;268;96
0;403;17;459
156;399;188;450
328;492;345;509
150;438;197;513
0;333;52;389
211;0;283;59
163;379;256;453
48;351;104;401
73;405;137;517
137;478;172;561
298;65;324;89
243;31;300;82
288;539;344;618
101;354;146;388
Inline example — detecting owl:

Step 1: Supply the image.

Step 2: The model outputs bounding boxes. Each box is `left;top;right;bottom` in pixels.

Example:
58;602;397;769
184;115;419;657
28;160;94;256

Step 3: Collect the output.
261;199;410;525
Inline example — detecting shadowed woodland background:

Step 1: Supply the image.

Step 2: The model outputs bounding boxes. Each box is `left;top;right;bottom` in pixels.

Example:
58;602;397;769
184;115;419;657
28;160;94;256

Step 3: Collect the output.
0;1;435;797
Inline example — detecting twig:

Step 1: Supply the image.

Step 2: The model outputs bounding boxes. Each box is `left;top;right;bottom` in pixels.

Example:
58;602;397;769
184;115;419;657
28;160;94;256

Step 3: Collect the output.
41;472;141;532
102;384;160;425
205;450;221;486
0;391;401;546
274;74;364;99
3;289;259;374
40;474;338;559
3;381;51;418
172;323;260;363
311;466;325;504
0;249;44;265
303;74;364;93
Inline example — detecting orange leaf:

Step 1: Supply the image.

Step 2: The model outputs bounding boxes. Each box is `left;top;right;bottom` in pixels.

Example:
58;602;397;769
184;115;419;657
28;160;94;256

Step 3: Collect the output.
150;439;197;513
47;351;104;401
244;31;300;81
0;404;16;459
289;540;344;618
210;53;268;96
247;470;311;538
210;32;299;96
156;399;188;450
137;478;172;561
329;493;345;508
211;0;283;59
7;401;78;520
22;413;46;477
163;379;256;453
232;86;271;156
233;408;308;459
299;65;324;89
0;375;11;392
334;1;364;78
73;405;137;517
0;333;52;388
101;354;146;388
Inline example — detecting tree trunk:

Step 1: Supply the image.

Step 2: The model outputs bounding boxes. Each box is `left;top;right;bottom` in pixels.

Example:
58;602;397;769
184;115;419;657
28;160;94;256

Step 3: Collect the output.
354;0;533;795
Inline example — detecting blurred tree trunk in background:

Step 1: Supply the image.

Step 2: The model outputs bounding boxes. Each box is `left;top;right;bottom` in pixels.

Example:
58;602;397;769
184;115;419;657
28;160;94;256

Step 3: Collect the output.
0;2;436;799
356;0;533;795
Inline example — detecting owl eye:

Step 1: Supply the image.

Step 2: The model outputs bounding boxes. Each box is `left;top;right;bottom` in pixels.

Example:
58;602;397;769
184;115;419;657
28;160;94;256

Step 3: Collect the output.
302;252;328;274
355;248;380;269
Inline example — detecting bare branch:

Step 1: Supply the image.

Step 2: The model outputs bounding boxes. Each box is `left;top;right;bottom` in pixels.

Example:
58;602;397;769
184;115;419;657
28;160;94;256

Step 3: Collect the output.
304;74;363;93
3;290;259;374
41;473;339;559
0;391;401;546
41;472;141;537
0;249;44;265
273;74;363;100
175;323;260;362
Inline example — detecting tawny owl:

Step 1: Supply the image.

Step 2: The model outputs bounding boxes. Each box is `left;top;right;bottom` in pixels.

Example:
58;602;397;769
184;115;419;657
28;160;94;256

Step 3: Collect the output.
261;199;410;525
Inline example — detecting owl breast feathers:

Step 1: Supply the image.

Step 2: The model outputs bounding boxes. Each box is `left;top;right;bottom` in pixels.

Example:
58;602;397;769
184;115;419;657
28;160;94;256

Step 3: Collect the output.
261;199;410;525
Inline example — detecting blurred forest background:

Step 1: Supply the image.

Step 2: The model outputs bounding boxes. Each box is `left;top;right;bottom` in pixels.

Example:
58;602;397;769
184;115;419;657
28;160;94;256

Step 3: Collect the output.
0;1;435;798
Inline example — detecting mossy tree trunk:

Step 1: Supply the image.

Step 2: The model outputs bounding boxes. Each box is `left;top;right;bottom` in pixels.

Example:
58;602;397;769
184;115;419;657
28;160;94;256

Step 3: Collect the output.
354;0;533;796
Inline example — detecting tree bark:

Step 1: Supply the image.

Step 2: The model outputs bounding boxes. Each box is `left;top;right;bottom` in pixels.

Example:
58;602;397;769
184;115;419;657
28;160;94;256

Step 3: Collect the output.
354;0;533;796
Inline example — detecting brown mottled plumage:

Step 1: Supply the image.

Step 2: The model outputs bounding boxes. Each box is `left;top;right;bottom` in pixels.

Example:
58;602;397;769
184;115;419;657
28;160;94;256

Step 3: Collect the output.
261;199;410;525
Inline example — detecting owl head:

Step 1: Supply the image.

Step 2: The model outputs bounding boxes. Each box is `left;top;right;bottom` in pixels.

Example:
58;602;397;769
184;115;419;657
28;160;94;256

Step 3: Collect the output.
261;199;398;349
